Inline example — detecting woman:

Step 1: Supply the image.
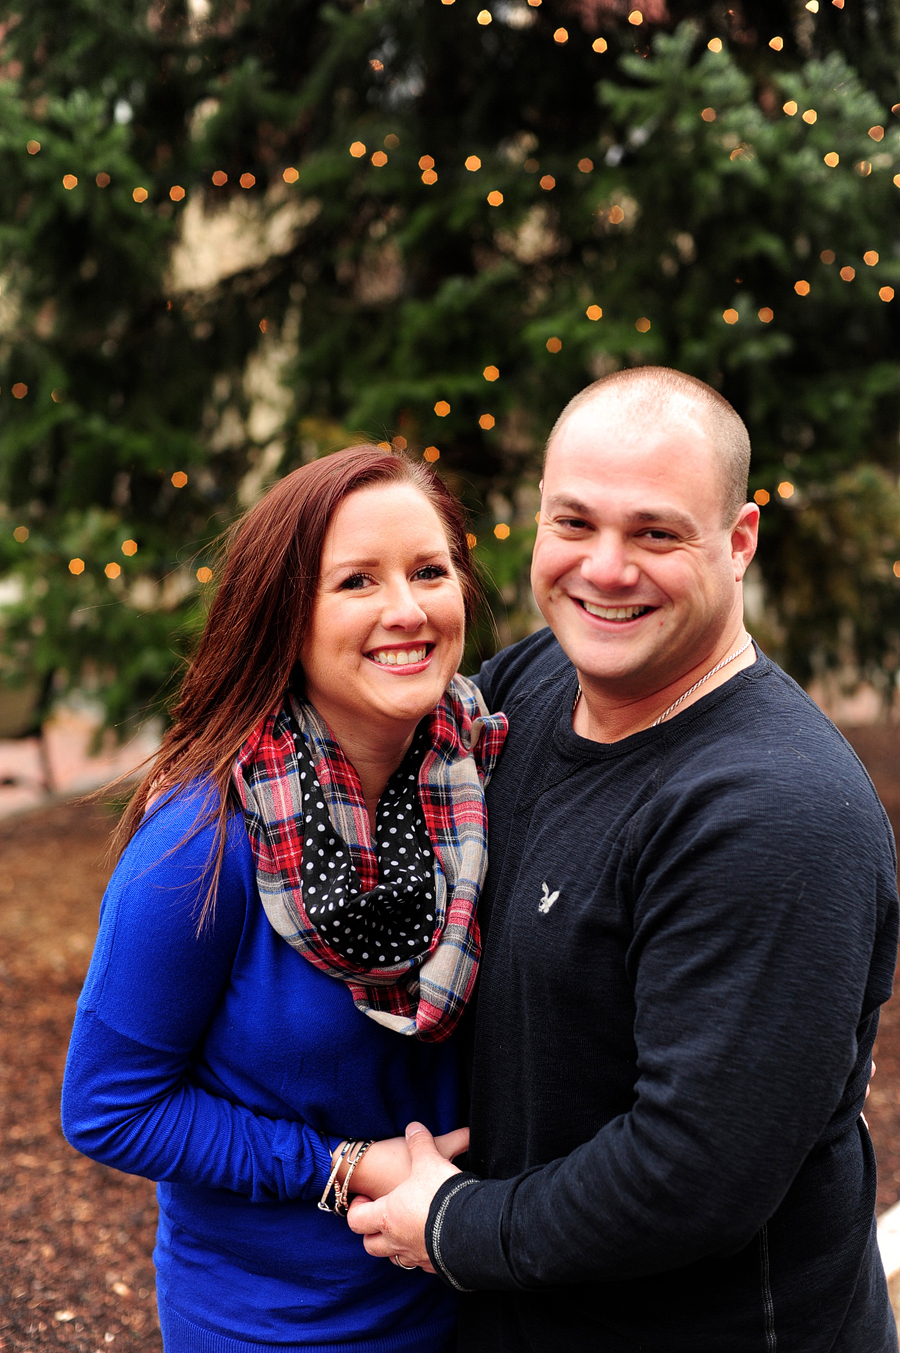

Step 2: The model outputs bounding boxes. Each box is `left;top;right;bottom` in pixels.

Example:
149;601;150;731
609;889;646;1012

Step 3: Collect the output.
62;446;507;1353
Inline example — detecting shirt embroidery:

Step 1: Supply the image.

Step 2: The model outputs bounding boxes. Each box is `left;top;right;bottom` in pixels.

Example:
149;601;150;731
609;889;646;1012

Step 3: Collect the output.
539;882;559;914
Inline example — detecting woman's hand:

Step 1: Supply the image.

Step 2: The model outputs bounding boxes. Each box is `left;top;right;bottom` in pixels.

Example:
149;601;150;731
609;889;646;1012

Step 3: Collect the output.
332;1126;468;1201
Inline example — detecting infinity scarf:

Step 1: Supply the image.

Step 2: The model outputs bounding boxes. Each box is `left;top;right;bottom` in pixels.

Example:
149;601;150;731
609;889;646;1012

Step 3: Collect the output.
233;676;507;1041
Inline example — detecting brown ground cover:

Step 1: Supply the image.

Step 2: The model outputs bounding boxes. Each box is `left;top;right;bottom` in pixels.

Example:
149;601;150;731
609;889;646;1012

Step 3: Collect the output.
1;726;899;1351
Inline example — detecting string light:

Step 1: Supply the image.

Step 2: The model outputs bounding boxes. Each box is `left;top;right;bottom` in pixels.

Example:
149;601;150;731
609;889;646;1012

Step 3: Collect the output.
487;190;504;205
259;319;268;333
392;435;408;450
171;471;188;487
578;158;594;172
121;540;138;556
483;365;500;380
823;152;839;167
477;9;492;23
592;37;607;52
635;317;651;332
12;383;28;398
805;0;818;11
494;523;510;539
196;567;213;583
758;307;774;322
62;175;78;190
240;173;255;189
479;414;496;429
863;250;879;266
894;174;900;188
769;36;783;50
524;158;539;173
820;249;835;264
385;134;400;148
539;174;556;190
26;140;40;154
627;10;642;24
349;143;366;158
723;308;739;324
422;168;438;184
856;161;872;177
608;205;625;223
894;562;900;577
419;155;435;170
96;172;110;187
423;446;440;462
434;400;451;416
794;279;810;295
465;156;482;171
372;151;388;167
553;27;568;42
586;304;603;320
801;109;817;124
283;167;299;183
51;389;64;402
546;336;562;352
880;287;895;302
700;107;716;122
105;562;121;579
783;101;798;116
133;186;149;202
868;126;885;142
13;526;28;542
68;559;85;575
707;37;723;51
466;533;477;549
778;481;795;497
754;490;770;506
169;185;185;201
840;266;855;281
212;170;228;184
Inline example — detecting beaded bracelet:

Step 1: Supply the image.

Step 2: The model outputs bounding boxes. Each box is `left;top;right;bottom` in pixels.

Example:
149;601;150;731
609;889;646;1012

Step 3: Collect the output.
334;1139;373;1216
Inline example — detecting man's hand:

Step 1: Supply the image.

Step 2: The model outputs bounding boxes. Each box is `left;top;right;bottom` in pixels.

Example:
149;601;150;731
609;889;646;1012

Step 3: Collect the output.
346;1121;463;1272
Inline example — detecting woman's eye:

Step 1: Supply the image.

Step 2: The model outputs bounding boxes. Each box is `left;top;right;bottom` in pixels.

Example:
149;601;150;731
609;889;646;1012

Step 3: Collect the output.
338;572;371;590
415;564;449;581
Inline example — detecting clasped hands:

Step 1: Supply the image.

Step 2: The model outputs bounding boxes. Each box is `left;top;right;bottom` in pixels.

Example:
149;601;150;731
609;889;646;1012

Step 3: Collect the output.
336;1122;467;1272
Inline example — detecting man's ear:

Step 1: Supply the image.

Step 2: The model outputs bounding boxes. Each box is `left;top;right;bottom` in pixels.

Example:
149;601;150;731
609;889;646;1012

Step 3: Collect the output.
731;502;759;581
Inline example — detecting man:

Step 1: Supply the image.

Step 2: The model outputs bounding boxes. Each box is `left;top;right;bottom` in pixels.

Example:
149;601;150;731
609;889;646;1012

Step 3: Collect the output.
349;367;899;1351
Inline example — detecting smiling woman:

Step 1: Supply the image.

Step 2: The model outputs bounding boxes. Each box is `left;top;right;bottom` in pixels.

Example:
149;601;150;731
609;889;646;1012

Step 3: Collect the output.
61;446;507;1353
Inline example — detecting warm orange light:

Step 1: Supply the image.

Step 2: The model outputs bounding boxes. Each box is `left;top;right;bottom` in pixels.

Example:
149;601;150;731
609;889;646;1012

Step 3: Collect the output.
777;480;795;498
171;471;188;488
794;279;810;295
758;307;774;323
894;561;900;577
63;174;78;190
708;37;723;51
868;126;885;142
857;161;872;177
823;152;839;167
608;205;625;224
419;155;435;170
553;26;568;42
801;109;817;124
259;319;268;333
51;389;64;402
240;173;256;189
586;304;603;321
578;158;594;173
820;250;835;264
96;172;111;187
839;266;855;281
11;383;28;399
13;526;28;542
477;9;492;23
196;567;214;583
783;100;798;116
371;151;388;167
494;523;510;539
212;170;228;185
434;400;451;417
465;156;482;171
68;558;85;576
483;365;500;381
424;446;440;462
546;336;562;353
635;317;651;332
283;167;299;183
121;540;138;556
421;168;438;184
349;142;367;158
105;562;121;579
385;134;400;149
133;186;149;202
769;36;783;50
479;414;496;430
700;107;716;122
539;175;556;191
627;9;642;23
169;184;186;201
754;489;770;506
392;435;408;450
863;250;879;266
592;37;607;51
466;533;477;549
487;190;504;206
879;287;895;302
723;308;739;325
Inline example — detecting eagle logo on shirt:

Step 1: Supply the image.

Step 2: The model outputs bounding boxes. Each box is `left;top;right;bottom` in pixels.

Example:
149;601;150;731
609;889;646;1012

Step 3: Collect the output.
538;882;559;914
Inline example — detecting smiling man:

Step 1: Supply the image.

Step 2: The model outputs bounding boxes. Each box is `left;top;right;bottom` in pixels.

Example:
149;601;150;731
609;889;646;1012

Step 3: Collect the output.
349;368;899;1352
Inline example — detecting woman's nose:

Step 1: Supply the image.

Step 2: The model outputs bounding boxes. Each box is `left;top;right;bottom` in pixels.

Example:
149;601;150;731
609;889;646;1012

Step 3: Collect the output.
382;580;428;629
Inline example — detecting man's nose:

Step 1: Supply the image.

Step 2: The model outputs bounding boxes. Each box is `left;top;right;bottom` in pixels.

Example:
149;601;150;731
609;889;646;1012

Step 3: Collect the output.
579;533;641;592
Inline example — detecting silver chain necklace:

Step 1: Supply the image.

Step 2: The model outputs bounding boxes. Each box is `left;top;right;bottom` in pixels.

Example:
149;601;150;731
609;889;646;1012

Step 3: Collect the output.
572;634;754;729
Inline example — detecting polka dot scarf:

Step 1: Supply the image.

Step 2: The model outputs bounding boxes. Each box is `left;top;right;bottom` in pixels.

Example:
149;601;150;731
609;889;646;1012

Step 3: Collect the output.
233;676;508;1041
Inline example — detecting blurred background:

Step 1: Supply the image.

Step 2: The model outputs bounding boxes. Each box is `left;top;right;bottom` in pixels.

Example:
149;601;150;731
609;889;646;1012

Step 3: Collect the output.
1;0;900;1347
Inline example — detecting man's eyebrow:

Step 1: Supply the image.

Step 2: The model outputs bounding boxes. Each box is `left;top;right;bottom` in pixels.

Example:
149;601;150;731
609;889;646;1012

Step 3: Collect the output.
545;496;698;534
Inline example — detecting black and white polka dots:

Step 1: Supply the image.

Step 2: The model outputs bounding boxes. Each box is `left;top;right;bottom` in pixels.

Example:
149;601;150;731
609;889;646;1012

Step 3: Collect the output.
291;724;436;969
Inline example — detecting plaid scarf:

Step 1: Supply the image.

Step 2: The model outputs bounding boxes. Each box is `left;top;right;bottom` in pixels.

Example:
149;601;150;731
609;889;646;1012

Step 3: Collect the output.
233;675;507;1041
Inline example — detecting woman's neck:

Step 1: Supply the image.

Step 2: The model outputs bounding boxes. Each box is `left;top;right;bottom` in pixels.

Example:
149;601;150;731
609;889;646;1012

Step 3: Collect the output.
319;714;418;831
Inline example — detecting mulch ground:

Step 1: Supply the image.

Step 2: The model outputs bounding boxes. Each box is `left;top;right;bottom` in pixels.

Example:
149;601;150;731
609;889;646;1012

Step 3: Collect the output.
1;726;900;1351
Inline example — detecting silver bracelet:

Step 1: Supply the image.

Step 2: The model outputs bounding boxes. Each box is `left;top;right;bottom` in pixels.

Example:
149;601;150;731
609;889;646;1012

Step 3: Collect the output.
335;1139;373;1216
317;1140;355;1213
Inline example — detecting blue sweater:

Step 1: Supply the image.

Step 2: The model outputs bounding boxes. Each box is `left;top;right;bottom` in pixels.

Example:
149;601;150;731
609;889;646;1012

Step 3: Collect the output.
62;786;460;1353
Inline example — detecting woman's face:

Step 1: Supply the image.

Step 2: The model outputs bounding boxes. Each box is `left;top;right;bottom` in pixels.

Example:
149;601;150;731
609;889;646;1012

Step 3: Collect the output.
300;482;466;744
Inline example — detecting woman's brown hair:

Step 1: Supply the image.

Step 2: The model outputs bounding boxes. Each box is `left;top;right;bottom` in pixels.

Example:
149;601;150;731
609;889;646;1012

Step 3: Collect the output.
112;444;480;923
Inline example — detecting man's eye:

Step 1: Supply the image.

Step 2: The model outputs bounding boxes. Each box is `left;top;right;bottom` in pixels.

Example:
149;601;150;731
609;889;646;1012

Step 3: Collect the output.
558;518;590;531
642;530;675;542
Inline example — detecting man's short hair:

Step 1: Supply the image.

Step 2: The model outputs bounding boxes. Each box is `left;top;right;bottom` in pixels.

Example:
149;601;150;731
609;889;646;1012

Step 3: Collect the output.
545;367;752;524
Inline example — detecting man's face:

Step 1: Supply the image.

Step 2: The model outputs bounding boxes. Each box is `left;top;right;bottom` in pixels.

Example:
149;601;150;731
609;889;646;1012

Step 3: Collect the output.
531;398;758;701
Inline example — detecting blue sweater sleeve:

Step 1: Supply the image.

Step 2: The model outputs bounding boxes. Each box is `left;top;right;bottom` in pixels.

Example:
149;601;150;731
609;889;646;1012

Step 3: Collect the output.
61;789;335;1202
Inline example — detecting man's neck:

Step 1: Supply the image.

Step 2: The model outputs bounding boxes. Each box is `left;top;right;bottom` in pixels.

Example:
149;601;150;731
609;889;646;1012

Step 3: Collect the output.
573;630;756;744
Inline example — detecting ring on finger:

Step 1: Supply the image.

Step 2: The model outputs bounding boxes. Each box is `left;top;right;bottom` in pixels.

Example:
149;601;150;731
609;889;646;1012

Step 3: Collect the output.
392;1254;416;1270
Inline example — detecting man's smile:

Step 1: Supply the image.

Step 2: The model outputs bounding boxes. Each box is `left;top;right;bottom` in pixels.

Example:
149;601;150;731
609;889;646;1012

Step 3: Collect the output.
577;600;654;622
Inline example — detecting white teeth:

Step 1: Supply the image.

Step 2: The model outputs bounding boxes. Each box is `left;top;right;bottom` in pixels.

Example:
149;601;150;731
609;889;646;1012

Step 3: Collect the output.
582;601;649;621
370;648;427;666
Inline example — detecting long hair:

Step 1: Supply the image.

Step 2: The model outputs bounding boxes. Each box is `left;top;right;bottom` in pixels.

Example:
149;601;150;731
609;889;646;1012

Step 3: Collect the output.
112;445;481;923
